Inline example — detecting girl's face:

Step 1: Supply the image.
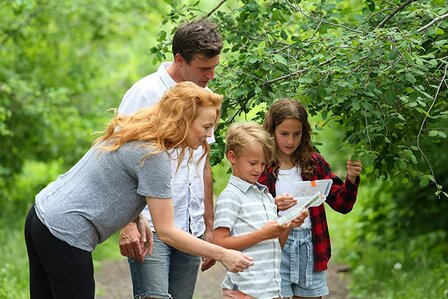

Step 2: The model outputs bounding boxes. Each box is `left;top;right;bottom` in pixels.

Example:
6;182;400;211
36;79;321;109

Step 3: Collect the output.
274;118;303;159
227;143;266;184
186;106;216;149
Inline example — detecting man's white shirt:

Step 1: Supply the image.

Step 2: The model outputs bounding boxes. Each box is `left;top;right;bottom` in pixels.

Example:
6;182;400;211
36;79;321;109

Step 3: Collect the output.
118;62;214;237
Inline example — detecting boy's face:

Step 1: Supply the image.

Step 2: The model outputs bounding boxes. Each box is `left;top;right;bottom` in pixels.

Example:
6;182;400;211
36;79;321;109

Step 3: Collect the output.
177;54;220;88
227;143;266;184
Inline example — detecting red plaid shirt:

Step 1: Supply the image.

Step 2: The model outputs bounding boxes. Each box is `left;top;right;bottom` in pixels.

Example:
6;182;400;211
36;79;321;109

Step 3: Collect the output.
258;152;360;271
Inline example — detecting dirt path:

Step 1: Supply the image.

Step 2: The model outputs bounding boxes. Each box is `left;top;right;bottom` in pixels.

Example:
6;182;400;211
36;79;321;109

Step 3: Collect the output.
95;259;350;298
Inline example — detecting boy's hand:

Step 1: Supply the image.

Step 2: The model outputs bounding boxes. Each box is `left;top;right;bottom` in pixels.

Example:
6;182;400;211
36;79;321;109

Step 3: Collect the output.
285;210;309;229
275;194;297;211
346;160;362;184
260;220;287;240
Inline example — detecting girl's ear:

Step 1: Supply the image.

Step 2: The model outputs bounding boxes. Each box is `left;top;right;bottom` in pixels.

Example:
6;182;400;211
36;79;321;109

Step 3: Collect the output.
227;150;237;164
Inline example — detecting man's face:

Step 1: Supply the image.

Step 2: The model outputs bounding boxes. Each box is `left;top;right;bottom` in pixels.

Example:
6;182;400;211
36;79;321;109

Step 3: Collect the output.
178;54;220;88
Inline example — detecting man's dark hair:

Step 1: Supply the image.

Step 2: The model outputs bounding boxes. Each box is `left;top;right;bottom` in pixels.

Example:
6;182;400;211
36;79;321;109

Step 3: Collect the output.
172;18;223;64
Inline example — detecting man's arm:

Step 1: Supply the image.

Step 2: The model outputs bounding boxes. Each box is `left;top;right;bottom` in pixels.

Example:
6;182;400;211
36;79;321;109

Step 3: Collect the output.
202;153;214;242
200;153;217;271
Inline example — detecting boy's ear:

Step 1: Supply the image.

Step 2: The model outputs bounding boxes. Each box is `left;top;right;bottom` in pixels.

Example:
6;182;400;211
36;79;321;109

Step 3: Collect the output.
227;150;237;164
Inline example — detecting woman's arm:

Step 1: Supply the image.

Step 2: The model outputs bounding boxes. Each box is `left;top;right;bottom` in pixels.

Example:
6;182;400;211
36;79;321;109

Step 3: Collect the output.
146;197;253;272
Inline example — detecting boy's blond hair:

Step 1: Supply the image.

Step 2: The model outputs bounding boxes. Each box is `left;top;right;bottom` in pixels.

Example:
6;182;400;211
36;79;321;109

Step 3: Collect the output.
225;122;274;162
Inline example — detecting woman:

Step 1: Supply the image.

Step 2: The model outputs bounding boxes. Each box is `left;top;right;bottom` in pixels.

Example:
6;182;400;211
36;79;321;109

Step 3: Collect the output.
24;82;253;299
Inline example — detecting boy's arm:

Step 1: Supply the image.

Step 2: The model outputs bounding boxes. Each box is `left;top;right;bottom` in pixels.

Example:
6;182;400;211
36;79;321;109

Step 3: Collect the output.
279;229;290;248
213;221;285;251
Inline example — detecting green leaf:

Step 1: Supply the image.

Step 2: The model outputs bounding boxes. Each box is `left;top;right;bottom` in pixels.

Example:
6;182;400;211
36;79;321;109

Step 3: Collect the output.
428;130;440;137
405;73;416;84
419;176;430;187
388;49;399;60
273;54;288;66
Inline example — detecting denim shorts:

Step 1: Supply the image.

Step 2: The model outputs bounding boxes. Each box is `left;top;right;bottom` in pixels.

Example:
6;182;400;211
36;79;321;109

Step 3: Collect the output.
280;227;329;297
128;233;201;299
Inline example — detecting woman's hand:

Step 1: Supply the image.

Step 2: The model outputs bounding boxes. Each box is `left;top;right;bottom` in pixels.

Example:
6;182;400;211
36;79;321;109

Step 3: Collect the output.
220;249;254;273
275;194;297;211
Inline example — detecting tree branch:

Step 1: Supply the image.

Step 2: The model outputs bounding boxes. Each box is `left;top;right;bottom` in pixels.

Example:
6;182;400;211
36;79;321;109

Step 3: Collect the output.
417;13;448;33
376;0;415;29
286;1;363;34
263;56;336;86
207;0;228;17
416;63;447;196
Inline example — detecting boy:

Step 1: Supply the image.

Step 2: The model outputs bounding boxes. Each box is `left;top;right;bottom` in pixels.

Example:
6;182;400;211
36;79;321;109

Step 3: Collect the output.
213;123;308;298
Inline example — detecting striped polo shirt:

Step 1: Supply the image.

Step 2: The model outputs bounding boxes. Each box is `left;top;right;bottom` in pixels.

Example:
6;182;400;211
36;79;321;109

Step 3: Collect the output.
214;175;282;298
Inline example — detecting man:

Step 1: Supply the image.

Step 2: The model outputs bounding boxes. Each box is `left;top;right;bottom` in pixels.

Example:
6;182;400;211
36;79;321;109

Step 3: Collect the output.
118;18;222;299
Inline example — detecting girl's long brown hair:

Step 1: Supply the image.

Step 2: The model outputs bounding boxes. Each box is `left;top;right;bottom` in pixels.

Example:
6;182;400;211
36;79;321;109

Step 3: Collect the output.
263;98;314;180
94;81;222;165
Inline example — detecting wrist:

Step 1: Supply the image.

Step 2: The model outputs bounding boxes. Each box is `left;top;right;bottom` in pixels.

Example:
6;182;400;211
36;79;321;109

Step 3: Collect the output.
215;246;228;263
253;229;266;243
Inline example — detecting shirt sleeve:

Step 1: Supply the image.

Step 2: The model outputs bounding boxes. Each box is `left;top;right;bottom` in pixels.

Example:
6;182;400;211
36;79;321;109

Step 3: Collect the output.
118;84;160;115
213;190;241;230
134;150;172;199
313;153;359;214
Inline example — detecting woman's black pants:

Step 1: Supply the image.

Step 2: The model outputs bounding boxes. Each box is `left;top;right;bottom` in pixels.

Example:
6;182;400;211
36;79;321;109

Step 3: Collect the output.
24;205;95;299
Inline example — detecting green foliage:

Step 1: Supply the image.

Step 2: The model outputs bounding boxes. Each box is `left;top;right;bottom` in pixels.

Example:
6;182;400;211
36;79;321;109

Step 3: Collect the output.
348;232;448;298
153;0;447;197
0;227;29;299
0;0;170;203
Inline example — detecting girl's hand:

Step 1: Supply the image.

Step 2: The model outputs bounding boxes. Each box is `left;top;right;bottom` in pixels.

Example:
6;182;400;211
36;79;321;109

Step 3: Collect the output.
275;194;297;211
285;210;309;229
346;160;363;184
260;220;287;240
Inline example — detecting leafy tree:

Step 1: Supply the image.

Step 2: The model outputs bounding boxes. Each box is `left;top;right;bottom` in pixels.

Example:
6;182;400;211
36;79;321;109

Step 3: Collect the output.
153;0;447;198
0;0;169;204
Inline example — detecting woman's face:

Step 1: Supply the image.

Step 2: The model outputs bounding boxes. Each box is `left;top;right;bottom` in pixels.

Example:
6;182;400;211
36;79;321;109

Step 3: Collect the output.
186;106;217;149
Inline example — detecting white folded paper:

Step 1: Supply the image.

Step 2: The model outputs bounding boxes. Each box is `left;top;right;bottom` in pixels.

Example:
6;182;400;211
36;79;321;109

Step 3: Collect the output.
277;191;326;225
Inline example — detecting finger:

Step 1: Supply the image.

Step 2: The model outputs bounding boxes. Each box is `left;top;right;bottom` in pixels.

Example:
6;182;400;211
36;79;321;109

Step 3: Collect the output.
129;241;141;260
147;241;153;256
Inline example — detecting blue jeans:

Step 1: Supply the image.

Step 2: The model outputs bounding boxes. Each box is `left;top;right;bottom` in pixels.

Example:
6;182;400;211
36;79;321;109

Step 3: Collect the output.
280;227;329;298
128;233;201;299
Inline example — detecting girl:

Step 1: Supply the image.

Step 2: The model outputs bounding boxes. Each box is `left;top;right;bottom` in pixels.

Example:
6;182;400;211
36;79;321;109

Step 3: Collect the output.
24;82;253;299
258;99;362;299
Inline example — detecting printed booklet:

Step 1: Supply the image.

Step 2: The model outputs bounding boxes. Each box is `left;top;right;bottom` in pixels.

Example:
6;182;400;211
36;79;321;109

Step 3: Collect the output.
277;179;333;225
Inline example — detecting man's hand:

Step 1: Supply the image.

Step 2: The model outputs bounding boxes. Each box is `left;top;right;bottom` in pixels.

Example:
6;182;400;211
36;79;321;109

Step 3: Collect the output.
119;217;153;263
